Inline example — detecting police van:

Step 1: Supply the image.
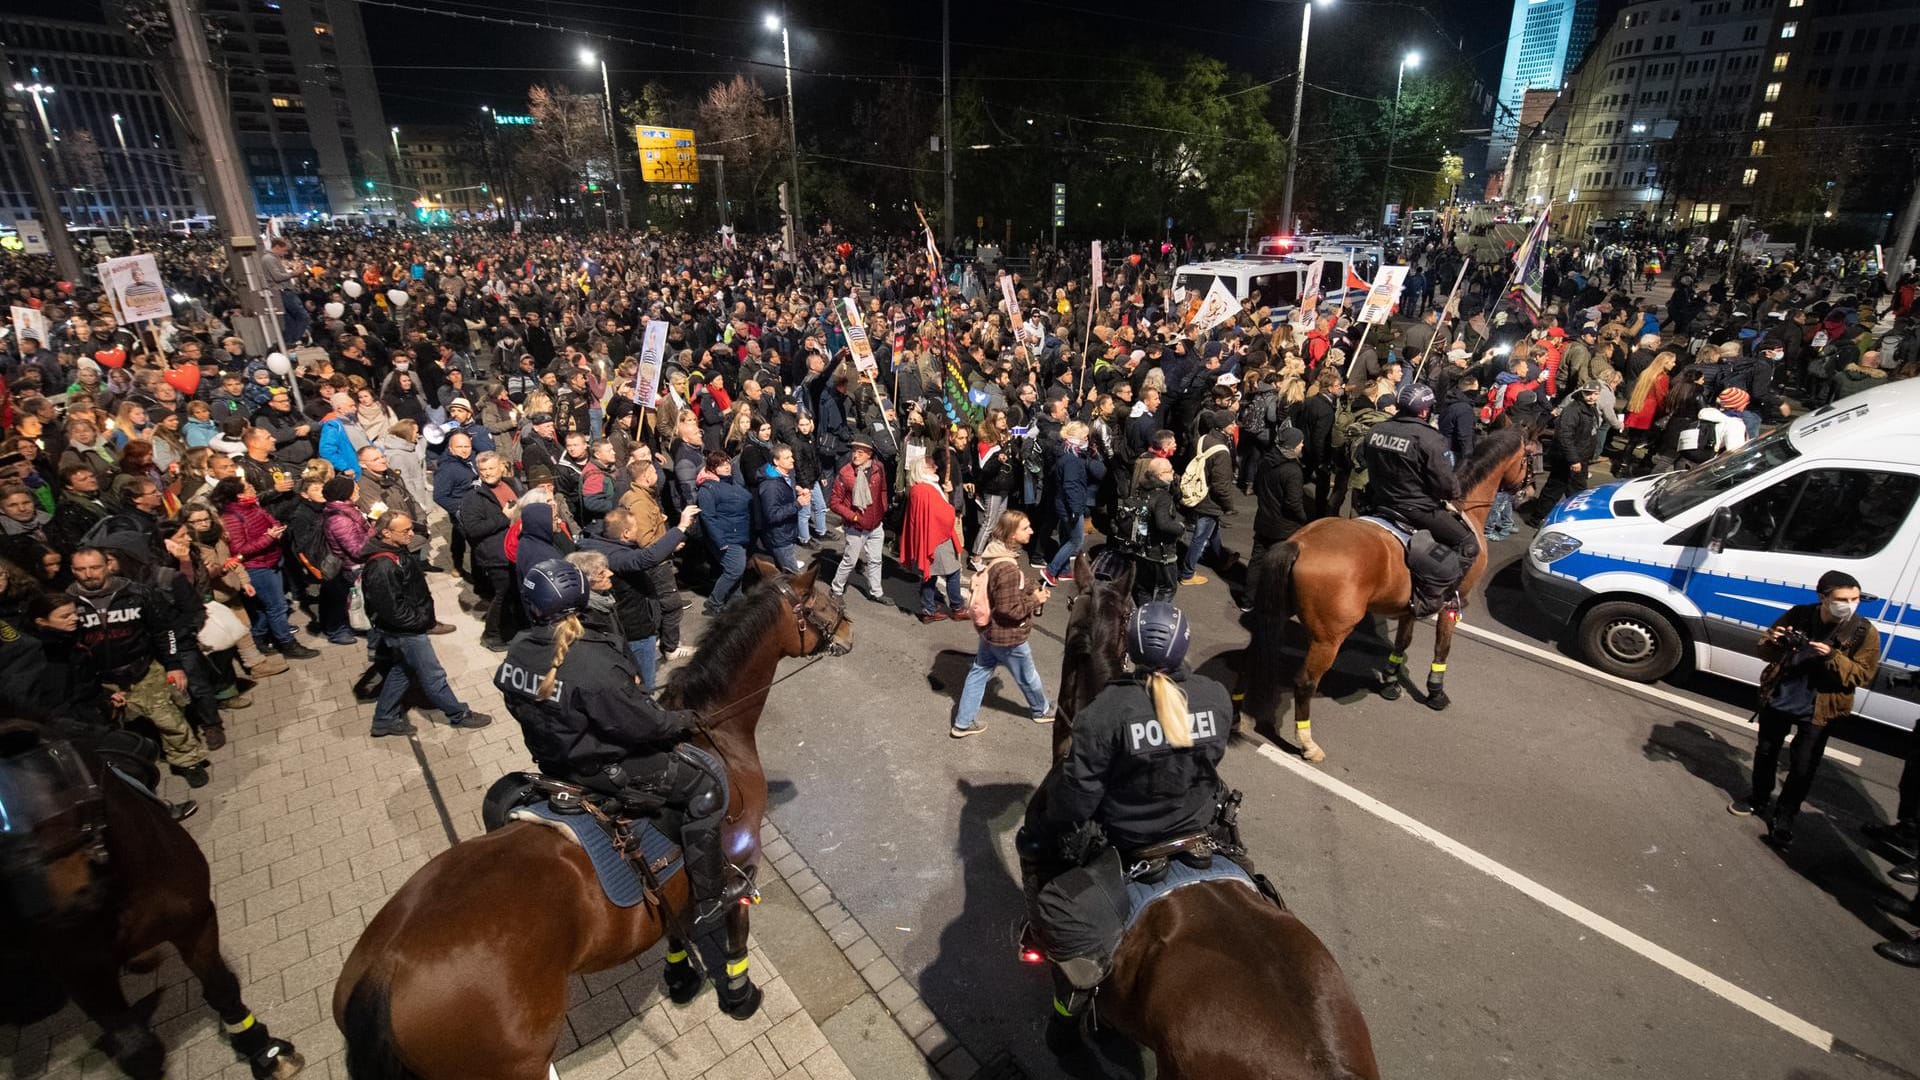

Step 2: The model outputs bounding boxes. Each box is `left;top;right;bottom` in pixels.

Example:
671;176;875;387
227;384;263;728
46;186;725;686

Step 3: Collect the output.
1170;254;1368;324
1523;380;1920;731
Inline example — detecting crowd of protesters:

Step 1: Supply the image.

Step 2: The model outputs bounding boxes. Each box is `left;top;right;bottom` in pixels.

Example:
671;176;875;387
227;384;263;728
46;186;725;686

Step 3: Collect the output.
0;221;1914;777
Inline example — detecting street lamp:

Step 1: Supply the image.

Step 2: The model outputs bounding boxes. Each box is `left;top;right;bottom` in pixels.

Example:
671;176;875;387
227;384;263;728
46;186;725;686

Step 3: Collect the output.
1381;50;1419;232
12;81;55;149
765;13;802;244
1279;0;1334;236
580;48;627;230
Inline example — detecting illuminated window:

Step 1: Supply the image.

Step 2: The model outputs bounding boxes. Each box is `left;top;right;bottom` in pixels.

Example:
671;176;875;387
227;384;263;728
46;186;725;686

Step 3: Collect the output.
1742;168;1759;186
1773;53;1789;72
1764;81;1782;101
313;22;330;34
1750;139;1766;156
1757;111;1773;128
270;96;291;108
1788;0;1802;5
1780;21;1797;38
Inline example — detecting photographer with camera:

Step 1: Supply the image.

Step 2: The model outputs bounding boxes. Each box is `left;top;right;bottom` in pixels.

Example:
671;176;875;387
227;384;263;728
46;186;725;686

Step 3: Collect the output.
1730;570;1881;851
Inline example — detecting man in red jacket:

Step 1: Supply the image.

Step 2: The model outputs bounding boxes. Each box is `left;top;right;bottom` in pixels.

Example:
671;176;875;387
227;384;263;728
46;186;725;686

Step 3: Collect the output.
827;438;888;601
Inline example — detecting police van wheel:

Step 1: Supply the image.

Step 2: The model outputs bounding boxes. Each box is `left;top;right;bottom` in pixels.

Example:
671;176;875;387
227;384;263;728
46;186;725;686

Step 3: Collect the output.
1577;601;1683;683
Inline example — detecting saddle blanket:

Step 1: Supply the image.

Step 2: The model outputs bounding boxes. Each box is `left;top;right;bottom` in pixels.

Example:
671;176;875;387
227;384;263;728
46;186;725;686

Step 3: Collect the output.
1123;857;1259;933
510;802;684;909
1356;515;1412;546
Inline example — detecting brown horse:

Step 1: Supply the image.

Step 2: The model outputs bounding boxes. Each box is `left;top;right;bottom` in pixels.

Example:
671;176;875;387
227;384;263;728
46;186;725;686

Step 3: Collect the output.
1238;427;1539;762
1019;559;1380;1079
0;725;303;1080
332;562;851;1080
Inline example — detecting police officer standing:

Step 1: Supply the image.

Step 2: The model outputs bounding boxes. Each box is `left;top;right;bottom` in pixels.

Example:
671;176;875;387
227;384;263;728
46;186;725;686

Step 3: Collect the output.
494;560;752;933
1021;602;1234;1046
1362;383;1479;615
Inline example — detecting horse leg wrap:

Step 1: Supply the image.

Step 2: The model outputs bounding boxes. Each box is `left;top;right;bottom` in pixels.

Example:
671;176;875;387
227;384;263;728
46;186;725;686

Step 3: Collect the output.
1379;653;1406;699
225;1013;269;1058
714;953;763;1021
662;949;703;1004
1426;667;1451;711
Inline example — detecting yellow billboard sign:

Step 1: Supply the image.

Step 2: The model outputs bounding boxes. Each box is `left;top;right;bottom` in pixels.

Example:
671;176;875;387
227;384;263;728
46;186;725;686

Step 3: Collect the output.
636;126;699;183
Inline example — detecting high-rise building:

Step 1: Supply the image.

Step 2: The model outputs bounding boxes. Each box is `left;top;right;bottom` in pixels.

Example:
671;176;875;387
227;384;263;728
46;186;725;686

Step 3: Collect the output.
0;0;391;227
1489;0;1599;179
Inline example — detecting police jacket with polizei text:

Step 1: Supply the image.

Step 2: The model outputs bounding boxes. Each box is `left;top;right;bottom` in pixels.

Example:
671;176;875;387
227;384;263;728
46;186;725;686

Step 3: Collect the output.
1044;669;1233;853
494;626;692;780
67;576;178;687
1362;414;1459;514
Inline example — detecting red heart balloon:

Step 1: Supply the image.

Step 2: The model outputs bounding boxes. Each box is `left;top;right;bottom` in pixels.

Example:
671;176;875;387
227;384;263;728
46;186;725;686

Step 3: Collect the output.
94;346;126;368
164;362;201;397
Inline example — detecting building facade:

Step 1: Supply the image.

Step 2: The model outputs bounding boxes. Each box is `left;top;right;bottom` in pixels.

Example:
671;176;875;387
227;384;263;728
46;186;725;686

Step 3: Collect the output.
0;12;203;226
1490;0;1599;177
394;125;493;216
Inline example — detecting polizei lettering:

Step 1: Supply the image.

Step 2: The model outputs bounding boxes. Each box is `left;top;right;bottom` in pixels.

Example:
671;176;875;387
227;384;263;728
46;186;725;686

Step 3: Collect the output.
498;662;558;698
1368;431;1411;454
1126;710;1220;752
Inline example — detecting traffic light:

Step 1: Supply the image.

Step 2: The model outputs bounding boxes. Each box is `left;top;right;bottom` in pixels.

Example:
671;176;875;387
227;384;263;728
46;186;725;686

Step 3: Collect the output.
481;184;490;194
364;179;375;191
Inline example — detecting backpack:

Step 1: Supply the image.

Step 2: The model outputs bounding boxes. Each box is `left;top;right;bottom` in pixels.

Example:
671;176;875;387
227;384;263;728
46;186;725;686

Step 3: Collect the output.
1178;442;1228;507
967;564;997;629
291;521;342;581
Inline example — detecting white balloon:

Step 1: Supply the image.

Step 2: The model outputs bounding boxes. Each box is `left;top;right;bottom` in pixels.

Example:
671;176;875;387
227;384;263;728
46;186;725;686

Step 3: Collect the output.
342;279;364;298
266;351;292;376
324;301;346;319
387;289;410;307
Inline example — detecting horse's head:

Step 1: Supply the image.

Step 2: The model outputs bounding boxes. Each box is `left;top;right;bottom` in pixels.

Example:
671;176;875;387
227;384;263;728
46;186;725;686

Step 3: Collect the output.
751;556;853;658
1058;551;1134;756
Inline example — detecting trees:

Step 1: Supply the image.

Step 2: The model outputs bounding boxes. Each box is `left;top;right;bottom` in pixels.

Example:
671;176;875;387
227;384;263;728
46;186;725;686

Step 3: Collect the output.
525;84;608;219
696;76;787;230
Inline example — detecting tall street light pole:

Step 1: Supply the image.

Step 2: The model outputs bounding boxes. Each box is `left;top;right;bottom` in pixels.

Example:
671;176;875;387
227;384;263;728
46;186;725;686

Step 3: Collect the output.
766;13;801;244
1382;51;1419;231
1279;0;1332;237
580;49;627;230
1;48;81;282
941;0;953;254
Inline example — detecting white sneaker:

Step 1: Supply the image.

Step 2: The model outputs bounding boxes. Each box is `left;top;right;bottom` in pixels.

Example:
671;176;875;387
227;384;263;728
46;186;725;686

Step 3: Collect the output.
666;646;696;661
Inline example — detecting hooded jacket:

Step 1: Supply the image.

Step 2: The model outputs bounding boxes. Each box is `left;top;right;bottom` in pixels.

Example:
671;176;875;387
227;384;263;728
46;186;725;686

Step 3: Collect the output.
513;501;574;585
359;535;434;633
68;574;178;686
695;471;753;548
754;464;800;550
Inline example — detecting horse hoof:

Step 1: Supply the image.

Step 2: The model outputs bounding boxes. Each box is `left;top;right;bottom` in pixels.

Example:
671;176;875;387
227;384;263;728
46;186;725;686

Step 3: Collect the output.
663;960;703;1005
717;981;763;1021
249;1039;303;1079
1301;744;1327;764
1427;690;1451;711
1378;681;1402;701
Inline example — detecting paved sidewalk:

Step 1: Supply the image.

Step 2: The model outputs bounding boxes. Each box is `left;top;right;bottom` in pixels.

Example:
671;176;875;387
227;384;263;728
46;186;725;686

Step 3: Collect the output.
0;571;856;1080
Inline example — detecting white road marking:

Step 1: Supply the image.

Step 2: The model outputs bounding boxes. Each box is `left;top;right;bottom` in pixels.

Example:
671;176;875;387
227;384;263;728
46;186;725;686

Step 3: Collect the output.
1451;621;1866;768
1249;741;1837;1052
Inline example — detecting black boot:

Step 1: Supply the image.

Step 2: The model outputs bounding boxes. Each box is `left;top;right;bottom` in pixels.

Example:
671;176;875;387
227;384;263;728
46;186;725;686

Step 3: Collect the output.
1764;809;1796;853
1874;935;1920;968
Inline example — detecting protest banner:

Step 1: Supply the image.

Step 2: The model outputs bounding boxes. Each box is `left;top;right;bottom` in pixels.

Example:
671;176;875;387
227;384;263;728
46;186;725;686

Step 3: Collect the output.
1358;265;1408;325
1189;278;1239;334
632;319;669;408
9;306;48;346
97;253;172;324
839;298;878;376
1291;258;1325;330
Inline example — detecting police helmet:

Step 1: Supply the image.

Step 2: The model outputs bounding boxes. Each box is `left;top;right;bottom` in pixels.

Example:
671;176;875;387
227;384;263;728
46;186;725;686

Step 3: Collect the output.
523;558;589;623
1126;601;1191;673
1397;382;1436;417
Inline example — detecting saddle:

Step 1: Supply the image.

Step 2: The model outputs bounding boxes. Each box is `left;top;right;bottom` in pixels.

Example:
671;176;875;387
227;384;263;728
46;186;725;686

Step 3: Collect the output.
1358;513;1468;618
484;772;686;910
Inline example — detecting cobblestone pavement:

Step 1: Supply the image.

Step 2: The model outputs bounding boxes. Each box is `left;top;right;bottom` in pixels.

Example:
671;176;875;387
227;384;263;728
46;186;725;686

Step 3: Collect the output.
1;570;855;1080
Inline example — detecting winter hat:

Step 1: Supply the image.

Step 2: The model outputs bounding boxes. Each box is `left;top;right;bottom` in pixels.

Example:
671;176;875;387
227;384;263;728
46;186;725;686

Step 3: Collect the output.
1716;387;1751;411
323;476;356;502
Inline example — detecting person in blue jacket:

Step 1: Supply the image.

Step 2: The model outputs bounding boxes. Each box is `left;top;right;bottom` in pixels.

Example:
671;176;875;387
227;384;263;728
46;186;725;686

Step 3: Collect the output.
695;452;754;614
755;444;802;573
1045;421;1106;584
318;393;361;476
433;432;480;577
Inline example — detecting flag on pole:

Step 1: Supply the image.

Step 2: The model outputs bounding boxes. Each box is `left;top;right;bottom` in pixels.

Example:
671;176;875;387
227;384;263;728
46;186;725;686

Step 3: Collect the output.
1506;211;1552;317
1188;278;1239;334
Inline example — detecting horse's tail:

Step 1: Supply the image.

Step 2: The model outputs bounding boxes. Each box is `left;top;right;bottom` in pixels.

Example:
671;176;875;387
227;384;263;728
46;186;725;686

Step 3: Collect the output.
1238;540;1299;723
341;974;416;1080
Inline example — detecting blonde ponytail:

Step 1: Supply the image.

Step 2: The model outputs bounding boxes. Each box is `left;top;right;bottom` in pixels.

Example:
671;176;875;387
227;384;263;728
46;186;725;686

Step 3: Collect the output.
1147;672;1192;749
538;614;584;701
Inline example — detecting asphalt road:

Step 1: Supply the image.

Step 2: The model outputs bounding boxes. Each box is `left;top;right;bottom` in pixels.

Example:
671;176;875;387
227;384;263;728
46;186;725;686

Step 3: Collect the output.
735;506;1920;1080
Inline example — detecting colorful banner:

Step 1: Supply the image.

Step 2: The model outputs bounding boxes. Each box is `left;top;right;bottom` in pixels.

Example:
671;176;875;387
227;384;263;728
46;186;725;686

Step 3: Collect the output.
632;319;669;408
1506;211;1551;317
1358;265;1408;325
97;253;171;324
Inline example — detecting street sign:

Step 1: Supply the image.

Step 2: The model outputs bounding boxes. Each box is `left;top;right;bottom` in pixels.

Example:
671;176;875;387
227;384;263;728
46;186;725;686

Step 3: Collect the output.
636;126;699;183
15;219;49;255
1052;182;1066;229
492;114;535;126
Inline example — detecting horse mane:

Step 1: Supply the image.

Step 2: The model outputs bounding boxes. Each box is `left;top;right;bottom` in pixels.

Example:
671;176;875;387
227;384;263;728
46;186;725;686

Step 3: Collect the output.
660;580;786;711
1064;581;1129;683
1455;428;1524;492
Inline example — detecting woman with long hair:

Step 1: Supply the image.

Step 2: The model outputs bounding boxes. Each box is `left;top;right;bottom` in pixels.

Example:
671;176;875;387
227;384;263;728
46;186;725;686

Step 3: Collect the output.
1616;350;1676;476
966;408;1019;559
150;407;191;472
948;509;1056;736
181;501;288;679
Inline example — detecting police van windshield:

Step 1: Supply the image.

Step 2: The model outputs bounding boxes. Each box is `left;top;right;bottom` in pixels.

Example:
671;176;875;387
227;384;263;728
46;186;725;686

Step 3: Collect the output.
1174;272;1216;299
1646;427;1800;521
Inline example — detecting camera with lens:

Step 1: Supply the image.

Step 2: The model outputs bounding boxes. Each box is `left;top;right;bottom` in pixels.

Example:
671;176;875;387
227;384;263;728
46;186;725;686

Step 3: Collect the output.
1775;627;1811;651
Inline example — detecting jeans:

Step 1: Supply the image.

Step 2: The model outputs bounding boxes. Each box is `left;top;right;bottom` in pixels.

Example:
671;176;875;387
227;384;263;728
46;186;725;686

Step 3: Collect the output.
280;290;310;344
766;543;801;573
628;636;659;692
1751;705;1832;822
1045;512;1086;580
973;494;1009;555
797;482;828;543
370;629;471;729
952;640;1051;731
1181;514;1221;578
921;571;963;615
243;565;295;646
1485;491;1515;537
707;543;747;610
832;527;885;597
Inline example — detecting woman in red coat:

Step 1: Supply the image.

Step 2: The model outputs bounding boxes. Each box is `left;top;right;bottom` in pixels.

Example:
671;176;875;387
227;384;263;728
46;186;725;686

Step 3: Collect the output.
899;458;966;623
210;475;318;659
1616;350;1675;477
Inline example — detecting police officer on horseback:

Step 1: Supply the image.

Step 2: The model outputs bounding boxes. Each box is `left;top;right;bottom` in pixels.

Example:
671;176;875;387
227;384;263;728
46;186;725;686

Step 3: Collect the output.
494;559;750;929
1363;383;1480;615
1019;602;1235;1044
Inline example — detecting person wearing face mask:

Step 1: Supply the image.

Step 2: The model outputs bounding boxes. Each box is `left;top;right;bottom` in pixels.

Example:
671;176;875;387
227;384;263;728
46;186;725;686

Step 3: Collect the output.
1730;570;1882;852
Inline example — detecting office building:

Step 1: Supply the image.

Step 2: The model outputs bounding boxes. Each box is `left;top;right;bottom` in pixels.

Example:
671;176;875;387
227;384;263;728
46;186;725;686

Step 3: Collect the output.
1490;0;1599;178
395;125;494;217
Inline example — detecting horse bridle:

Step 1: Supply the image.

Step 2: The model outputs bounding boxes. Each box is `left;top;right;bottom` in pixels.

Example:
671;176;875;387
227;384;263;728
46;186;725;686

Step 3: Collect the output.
772;577;851;657
1458;439;1542;514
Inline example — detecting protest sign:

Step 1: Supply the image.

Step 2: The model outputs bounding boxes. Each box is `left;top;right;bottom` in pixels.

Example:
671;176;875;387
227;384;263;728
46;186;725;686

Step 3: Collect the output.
1358;266;1408;326
632;319;669;408
97;253;171;324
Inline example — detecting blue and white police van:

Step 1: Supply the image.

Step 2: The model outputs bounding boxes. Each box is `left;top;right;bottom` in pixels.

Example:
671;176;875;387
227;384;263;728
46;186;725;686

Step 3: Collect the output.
1524;379;1920;732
